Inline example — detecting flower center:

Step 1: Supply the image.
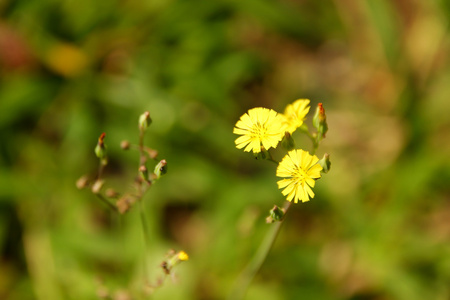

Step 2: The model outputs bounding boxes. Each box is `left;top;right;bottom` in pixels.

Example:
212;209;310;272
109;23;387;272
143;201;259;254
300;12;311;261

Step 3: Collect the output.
292;165;308;183
251;122;267;138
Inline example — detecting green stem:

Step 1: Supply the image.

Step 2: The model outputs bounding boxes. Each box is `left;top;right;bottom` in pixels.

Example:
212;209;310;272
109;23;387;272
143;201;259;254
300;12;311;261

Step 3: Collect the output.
267;150;279;165
139;199;151;282
139;130;146;166
95;194;117;212
228;201;292;300
137;127;153;283
97;159;107;180
267;157;279;165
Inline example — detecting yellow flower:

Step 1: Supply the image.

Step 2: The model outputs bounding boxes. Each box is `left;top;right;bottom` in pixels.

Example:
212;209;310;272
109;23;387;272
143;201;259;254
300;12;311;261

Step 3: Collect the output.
177;251;189;261
276;149;322;203
233;107;285;153
282;99;310;134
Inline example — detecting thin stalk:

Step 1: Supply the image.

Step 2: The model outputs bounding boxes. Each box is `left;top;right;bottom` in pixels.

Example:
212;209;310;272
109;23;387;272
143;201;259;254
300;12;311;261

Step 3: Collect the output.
139;130;146;166
139;199;151;282
228;201;292;300
97;163;104;179
137;127;152;283
267;151;279;165
304;130;318;151
95;194;117;212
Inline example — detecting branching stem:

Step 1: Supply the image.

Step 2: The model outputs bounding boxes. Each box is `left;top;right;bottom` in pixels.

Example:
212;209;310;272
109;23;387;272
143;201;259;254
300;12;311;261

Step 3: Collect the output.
228;201;292;300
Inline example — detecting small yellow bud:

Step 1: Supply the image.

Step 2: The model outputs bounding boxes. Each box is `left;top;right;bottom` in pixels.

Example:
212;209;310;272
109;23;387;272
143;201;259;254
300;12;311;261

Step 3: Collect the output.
177;251;189;261
164;249;189;273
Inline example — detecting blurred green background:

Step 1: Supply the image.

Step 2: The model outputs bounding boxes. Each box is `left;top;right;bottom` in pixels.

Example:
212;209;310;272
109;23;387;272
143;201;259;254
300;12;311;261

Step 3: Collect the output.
1;0;450;299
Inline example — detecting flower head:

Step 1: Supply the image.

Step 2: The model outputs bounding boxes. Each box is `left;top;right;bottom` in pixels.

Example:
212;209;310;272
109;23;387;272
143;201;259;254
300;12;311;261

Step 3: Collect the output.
276;149;322;203
282;99;310;134
233;107;285;153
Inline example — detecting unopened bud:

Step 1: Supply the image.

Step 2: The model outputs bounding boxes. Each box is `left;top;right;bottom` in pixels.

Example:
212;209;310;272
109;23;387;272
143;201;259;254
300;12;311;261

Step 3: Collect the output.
76;175;89;189
116;195;134;214
318;153;331;174
166;250;189;271
144;147;158;160
120;140;130;150
154;159;167;179
139;165;149;182
92;179;104;194
254;147;269;160
266;205;286;223
139;111;152;131
177;251;189;261
105;188;119;198
281;132;295;151
95;133;108;165
312;103;328;140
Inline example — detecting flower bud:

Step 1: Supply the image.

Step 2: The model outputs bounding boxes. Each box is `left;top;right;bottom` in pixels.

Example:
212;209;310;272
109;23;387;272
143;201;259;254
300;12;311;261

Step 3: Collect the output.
116;195;134;214
312;103;328;140
91;179;104;194
254;147;269;160
139;111;152;132
144;147;158;160
105;188;119;198
139;165;149;182
167;250;189;268
95;133;108;165
120;140;130;150
281;132;295;151
160;250;189;275
76;175;89;189
177;251;189;261
154;159;167;179
318;153;331;174
266;205;286;223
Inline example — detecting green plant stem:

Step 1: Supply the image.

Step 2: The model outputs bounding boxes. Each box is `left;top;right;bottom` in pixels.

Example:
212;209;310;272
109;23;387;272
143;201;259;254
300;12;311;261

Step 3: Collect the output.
139;130;146;166
228;201;292;300
95;194;117;212
137;127;153;283
139;199;151;282
97;159;107;180
267;150;279;165
304;131;318;151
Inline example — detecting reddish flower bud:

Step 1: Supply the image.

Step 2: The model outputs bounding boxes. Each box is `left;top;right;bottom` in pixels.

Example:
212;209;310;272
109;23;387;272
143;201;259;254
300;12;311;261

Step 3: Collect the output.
313;103;328;140
95;133;108;165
